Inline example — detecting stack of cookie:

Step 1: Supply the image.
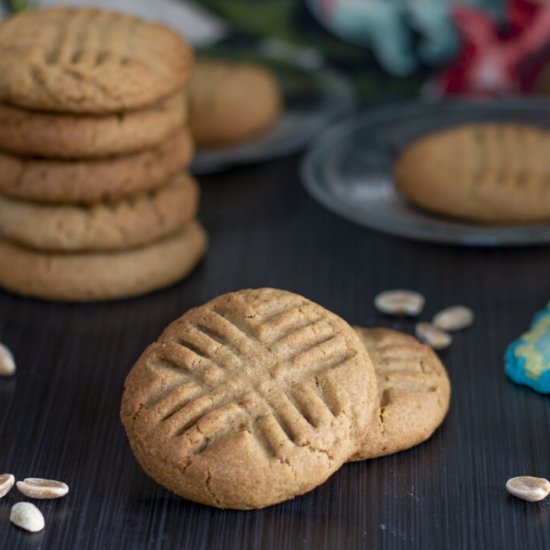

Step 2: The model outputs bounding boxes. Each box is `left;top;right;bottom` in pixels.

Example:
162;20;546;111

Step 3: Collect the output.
0;8;207;301
121;288;451;509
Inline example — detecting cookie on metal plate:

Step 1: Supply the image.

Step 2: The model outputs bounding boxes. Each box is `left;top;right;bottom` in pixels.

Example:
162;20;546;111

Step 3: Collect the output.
189;59;281;147
394;124;550;224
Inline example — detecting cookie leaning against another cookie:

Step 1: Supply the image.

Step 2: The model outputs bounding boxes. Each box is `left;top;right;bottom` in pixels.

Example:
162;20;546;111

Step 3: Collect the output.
350;327;450;461
0;173;199;252
188;59;281;147
0;128;193;205
0;91;187;159
0;221;207;301
121;288;377;509
0;8;193;114
394;123;550;224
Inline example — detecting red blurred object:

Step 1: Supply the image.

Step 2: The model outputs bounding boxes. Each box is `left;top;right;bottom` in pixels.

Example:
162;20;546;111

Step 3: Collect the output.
437;0;550;96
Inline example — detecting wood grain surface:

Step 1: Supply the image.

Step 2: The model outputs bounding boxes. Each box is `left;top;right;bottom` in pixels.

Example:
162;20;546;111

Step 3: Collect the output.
1;156;550;549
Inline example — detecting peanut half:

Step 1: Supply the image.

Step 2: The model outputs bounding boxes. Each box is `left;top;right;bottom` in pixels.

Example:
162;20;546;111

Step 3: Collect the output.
433;306;474;332
10;502;45;533
374;290;425;316
506;476;550;502
0;473;15;498
0;342;15;376
17;478;69;500
415;322;452;350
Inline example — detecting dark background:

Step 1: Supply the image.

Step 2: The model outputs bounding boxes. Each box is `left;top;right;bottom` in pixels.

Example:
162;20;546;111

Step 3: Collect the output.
1;154;549;549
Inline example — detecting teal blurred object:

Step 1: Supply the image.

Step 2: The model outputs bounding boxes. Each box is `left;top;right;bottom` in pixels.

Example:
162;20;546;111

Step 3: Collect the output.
505;305;550;394
305;0;504;75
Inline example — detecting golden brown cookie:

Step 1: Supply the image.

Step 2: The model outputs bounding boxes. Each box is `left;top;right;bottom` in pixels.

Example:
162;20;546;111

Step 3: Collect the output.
0;221;207;301
121;288;377;509
0;91;187;159
188;59;281;147
394;123;550;224
0;128;193;205
0;173;199;252
0;8;193;114
350;327;451;461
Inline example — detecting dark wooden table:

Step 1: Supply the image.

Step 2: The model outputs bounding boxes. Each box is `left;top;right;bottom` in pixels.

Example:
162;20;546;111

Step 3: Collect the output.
1;154;549;550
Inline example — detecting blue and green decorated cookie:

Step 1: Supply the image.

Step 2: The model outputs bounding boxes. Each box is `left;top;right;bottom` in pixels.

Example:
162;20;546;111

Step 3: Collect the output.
505;305;550;394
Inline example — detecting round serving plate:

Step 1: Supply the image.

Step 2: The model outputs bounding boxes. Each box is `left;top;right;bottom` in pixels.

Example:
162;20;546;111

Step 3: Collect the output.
301;100;550;246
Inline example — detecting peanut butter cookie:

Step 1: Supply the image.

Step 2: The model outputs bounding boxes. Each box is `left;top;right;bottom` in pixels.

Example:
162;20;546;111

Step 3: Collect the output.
121;289;377;509
0;8;193;114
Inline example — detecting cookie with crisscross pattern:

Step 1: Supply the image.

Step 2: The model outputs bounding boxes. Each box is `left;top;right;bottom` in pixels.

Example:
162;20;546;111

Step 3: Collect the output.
0;8;193;113
350;327;450;460
121;288;377;509
394;124;550;224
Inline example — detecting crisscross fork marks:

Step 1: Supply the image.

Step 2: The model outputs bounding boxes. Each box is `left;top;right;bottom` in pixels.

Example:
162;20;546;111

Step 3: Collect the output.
290;384;336;428
471;126;501;192
264;389;328;442
160;335;350;453
145;342;229;417
473;126;485;188
470;125;550;194
157;341;227;387
173;398;246;438
375;343;436;377
376;356;428;374
277;334;350;378
93;11;119;67
44;10;73;65
379;371;438;395
277;333;340;368
186;322;244;368
258;304;320;342
267;316;326;348
209;307;263;345
256;302;304;325
375;343;422;355
507;126;525;189
47;9;91;65
184;403;251;457
150;381;202;417
251;392;328;460
172;337;212;362
68;9;97;64
138;291;363;462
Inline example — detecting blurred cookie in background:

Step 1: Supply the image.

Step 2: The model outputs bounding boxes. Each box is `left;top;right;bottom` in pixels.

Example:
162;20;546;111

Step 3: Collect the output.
393;123;550;225
188;59;282;148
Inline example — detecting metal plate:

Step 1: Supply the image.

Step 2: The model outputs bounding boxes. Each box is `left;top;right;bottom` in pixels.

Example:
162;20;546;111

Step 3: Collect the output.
302;100;550;246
